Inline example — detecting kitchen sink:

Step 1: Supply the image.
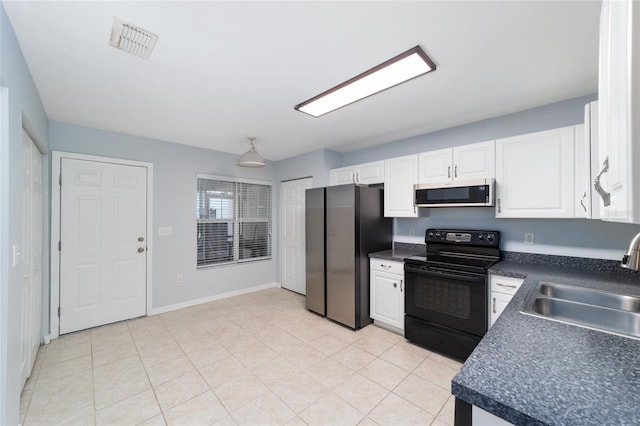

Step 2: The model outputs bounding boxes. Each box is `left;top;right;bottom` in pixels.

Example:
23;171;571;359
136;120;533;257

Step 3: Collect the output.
538;282;640;312
521;282;640;340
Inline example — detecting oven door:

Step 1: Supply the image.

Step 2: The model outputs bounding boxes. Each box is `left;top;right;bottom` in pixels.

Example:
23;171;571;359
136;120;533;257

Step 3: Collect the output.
404;263;488;337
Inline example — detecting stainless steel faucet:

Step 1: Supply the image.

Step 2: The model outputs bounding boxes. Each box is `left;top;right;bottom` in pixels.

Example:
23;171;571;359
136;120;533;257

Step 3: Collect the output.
621;231;640;271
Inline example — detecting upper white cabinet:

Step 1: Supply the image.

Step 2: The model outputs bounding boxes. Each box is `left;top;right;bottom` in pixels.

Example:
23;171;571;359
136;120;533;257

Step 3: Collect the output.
574;123;591;219
329;160;385;186
596;0;640;224
417;148;452;183
418;141;495;184
575;101;601;220
384;155;418;217
495;126;575;218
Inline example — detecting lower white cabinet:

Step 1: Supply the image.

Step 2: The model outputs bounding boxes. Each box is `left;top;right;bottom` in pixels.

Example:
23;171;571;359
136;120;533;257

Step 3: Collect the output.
473;405;515;426
370;259;404;332
489;274;524;327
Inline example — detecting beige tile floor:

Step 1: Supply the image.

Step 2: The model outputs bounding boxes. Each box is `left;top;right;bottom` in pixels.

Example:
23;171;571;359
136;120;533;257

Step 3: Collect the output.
20;288;461;426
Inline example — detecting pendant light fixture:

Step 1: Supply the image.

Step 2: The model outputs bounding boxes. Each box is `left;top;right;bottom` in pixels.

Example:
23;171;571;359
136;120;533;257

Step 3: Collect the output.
236;137;265;168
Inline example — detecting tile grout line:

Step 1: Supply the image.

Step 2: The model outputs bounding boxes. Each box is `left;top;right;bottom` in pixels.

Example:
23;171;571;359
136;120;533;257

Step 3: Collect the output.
127;319;169;426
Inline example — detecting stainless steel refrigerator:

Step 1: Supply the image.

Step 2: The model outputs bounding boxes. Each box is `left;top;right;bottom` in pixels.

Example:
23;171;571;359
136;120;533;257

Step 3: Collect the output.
305;184;392;329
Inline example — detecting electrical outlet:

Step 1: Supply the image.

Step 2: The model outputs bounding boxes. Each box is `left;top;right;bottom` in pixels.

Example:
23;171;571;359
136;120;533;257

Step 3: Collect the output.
524;232;535;245
176;274;183;284
409;228;415;236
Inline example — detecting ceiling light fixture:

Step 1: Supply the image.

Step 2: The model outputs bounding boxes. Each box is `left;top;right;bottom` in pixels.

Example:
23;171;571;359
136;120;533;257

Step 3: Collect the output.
295;45;436;118
109;17;158;59
236;137;265;168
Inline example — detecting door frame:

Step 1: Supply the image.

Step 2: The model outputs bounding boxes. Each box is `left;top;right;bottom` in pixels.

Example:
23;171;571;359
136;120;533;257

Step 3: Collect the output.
50;151;154;339
279;177;312;293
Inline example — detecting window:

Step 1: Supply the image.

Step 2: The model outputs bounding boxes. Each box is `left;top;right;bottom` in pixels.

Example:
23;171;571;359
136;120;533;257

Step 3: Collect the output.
196;174;272;268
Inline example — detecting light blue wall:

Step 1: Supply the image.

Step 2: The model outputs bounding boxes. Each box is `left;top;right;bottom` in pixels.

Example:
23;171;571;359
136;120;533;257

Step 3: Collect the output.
276;148;341;187
1;4;50;425
394;208;640;260
341;94;597;165
338;93;640;260
49;121;280;314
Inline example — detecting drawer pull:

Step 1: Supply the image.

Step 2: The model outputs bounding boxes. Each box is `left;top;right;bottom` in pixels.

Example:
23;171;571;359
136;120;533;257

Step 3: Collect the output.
497;282;517;289
393;282;397;288
381;264;391;269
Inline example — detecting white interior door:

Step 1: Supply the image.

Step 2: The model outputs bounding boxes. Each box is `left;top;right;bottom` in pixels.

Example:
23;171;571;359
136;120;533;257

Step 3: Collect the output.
20;130;43;387
59;158;147;334
29;136;42;369
281;178;312;294
20;131;32;387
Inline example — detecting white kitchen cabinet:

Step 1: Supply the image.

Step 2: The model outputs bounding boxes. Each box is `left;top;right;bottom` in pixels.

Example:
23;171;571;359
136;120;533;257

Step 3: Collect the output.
418;141;495;184
495;126;575;218
574;123;591;219
596;0;640;224
329;160;385;186
370;259;404;332
473;405;515;426
489;274;524;327
384;155;418;217
574;101;602;220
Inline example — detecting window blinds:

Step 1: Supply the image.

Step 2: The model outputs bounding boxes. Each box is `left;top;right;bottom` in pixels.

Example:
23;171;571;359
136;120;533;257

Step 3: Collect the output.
196;176;271;267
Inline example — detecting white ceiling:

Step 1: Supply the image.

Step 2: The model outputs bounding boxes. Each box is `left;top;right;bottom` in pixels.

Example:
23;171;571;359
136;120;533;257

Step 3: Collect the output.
2;1;601;161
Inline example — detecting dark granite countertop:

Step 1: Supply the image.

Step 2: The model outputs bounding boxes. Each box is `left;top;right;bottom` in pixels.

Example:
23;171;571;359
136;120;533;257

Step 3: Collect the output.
452;253;640;426
368;243;424;262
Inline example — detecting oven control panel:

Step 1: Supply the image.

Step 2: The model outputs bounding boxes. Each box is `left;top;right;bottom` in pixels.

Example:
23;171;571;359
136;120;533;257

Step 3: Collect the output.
425;229;500;247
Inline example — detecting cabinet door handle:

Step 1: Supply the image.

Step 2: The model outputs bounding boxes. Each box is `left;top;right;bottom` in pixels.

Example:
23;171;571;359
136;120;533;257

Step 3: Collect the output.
454;165;458;178
496;282;517;289
447;166;451;178
580;191;587;213
393;282;397;288
400;280;403;292
497;198;502;213
492;297;496;314
594;156;611;207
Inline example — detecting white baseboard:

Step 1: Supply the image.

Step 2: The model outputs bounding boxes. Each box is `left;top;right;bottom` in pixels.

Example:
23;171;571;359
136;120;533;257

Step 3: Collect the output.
150;282;280;315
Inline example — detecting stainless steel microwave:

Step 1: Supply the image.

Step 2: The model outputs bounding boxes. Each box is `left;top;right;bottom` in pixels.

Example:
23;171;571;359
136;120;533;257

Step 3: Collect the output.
414;178;495;207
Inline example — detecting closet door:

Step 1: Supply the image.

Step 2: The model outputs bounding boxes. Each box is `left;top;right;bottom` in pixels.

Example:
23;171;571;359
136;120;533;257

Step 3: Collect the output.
20;130;43;388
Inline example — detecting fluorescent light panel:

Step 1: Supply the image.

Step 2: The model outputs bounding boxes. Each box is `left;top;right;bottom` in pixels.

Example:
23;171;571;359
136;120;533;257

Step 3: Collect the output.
295;46;436;117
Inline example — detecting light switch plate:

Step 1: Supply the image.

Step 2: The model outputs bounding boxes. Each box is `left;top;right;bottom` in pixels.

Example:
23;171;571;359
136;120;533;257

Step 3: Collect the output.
158;227;172;236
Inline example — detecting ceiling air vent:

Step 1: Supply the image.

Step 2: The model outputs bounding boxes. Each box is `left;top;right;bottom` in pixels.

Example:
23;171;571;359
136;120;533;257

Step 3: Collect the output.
109;17;158;59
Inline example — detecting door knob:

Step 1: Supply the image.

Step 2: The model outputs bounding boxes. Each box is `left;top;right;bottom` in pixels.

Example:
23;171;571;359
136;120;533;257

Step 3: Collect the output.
137;247;145;253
